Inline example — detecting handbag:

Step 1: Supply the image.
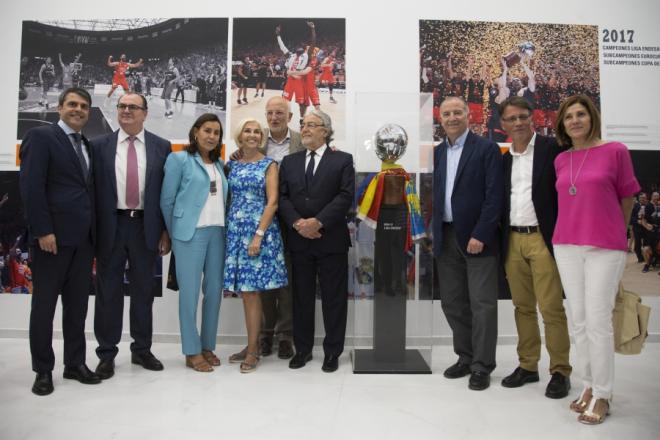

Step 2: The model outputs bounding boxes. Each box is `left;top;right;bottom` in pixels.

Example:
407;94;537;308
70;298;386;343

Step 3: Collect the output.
612;283;650;355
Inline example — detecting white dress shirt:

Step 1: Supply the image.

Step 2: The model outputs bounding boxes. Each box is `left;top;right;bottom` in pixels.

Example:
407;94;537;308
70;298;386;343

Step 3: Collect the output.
509;133;539;226
443;129;468;222
305;144;327;175
115;128;146;210
57;119;89;168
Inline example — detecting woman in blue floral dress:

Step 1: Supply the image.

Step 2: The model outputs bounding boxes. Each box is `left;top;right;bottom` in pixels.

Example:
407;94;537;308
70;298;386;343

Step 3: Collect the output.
224;118;287;373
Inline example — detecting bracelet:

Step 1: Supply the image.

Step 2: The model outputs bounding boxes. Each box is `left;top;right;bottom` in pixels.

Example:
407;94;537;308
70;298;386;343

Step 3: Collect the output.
255;229;265;237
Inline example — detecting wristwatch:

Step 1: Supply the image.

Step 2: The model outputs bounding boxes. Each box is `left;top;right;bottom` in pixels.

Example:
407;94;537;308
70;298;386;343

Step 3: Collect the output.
255;229;265;237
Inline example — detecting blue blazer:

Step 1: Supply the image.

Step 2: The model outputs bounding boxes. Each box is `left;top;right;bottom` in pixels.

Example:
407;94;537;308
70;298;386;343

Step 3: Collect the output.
19;123;95;247
91;130;171;258
432;131;503;257
160;151;229;242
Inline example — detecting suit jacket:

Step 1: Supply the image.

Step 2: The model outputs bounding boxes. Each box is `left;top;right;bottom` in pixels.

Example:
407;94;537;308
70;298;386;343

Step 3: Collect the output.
278;147;354;253
432;131;503;257
160;151;229;241
502;134;566;256
19;122;95;247
262;128;304;156
631;202;654;226
91;129;171;258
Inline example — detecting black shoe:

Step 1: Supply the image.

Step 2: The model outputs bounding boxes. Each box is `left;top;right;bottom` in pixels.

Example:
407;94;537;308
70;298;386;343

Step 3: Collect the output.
289;352;312;369
642;264;650;273
131;352;164;371
322;354;339;373
545;372;571;399
443;361;471;379
32;372;54;396
469;371;490;391
278;340;294;360
63;364;101;384
501;367;539;388
260;339;273;357
95;359;115;380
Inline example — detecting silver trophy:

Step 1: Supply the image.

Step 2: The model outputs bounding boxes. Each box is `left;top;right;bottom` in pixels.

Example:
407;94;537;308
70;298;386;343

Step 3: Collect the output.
374;124;408;163
503;41;536;67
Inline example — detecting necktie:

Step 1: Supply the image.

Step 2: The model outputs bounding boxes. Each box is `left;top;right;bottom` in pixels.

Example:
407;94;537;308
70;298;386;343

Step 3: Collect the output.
125;136;139;209
305;150;315;189
70;133;88;178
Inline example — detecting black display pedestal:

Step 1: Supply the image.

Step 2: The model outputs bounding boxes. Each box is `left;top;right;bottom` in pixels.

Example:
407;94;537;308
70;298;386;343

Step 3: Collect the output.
352;204;431;374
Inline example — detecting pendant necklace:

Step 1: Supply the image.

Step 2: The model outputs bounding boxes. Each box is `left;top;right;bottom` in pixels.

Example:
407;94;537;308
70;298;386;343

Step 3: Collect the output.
209;164;218;196
569;147;589;196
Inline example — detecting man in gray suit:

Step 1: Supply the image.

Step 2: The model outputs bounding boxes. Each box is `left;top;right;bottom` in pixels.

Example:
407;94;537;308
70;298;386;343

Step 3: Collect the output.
229;96;303;362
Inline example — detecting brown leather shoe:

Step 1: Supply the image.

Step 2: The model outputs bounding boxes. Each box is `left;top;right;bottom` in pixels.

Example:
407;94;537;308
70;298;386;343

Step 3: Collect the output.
278;340;294;359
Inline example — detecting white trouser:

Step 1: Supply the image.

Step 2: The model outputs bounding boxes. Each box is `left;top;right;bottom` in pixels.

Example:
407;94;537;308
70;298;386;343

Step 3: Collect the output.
553;244;626;400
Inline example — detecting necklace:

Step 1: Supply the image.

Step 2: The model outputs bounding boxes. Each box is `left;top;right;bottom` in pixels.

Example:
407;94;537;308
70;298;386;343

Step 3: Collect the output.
569;148;590;196
208;163;218;196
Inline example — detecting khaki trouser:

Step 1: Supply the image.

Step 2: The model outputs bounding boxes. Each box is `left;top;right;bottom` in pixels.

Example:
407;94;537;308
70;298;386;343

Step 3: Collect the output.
505;231;571;376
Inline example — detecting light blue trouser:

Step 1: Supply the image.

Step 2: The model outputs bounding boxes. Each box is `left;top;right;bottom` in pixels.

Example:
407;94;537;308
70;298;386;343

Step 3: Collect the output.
172;226;225;355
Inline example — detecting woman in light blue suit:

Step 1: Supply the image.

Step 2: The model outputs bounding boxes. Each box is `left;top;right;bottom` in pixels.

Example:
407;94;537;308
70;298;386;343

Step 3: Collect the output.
160;113;228;372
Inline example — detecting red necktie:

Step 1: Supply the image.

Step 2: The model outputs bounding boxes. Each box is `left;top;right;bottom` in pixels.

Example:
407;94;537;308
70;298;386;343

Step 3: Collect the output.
125;136;139;209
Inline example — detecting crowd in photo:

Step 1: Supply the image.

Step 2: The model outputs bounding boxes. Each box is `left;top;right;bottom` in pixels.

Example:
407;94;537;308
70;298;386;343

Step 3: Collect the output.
19;45;228;108
420;21;600;141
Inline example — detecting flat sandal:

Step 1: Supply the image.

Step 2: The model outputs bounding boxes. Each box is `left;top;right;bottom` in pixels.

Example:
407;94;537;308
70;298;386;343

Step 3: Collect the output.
240;351;260;374
569;387;592;413
202;350;221;366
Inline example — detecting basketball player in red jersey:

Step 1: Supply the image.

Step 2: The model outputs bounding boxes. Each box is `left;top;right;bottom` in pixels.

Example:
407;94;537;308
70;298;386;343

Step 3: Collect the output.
277;21;320;119
107;54;143;98
319;49;337;104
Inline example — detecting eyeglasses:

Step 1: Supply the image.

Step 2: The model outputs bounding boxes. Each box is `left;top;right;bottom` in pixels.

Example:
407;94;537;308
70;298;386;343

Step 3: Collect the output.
301;122;324;129
117;103;145;111
501;114;531;123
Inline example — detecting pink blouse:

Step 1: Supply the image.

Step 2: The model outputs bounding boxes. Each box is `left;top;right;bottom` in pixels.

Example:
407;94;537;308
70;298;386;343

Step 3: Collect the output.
552;141;640;251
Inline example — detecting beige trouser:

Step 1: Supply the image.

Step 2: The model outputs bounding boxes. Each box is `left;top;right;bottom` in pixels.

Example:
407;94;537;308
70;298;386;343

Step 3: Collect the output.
505;231;571;376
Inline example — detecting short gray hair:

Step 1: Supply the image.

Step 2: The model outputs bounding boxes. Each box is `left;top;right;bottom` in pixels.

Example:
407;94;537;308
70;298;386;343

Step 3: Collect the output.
306;109;334;146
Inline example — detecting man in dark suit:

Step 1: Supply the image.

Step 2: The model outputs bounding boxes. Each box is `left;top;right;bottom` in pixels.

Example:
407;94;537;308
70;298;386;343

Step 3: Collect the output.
92;93;171;379
499;96;571;398
433;96;503;391
278;109;354;373
631;192;654;263
20;87;101;395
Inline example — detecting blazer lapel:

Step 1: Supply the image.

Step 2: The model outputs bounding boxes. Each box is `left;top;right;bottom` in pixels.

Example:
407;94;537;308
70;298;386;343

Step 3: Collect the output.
145;131;156;192
434;143;448;205
54;125;86;183
310;148;330;189
107;131;119;202
531;136;547;193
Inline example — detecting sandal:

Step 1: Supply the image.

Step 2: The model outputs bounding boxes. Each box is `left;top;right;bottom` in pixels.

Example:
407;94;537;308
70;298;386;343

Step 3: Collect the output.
240;351;260;374
229;347;248;364
569;387;592;413
202;350;221;366
186;354;213;372
578;398;610;425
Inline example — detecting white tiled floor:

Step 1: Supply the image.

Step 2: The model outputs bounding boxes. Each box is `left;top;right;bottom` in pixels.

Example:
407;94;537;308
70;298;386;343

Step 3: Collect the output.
1;338;658;440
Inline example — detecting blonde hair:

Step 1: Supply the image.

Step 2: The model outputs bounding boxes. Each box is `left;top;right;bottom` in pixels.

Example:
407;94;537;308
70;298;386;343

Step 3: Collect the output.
233;118;266;149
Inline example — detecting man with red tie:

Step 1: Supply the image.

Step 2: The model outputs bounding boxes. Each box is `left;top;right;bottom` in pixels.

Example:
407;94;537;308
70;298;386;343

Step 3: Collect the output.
91;93;171;379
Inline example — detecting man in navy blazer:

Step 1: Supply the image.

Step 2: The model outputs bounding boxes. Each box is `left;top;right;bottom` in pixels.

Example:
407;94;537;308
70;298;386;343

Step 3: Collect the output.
91;93;171;378
499;96;571;398
432;96;503;391
20;87;100;395
278;109;354;373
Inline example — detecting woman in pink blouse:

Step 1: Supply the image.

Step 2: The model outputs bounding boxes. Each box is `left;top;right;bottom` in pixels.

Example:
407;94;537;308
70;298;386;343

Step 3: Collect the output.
552;95;640;425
